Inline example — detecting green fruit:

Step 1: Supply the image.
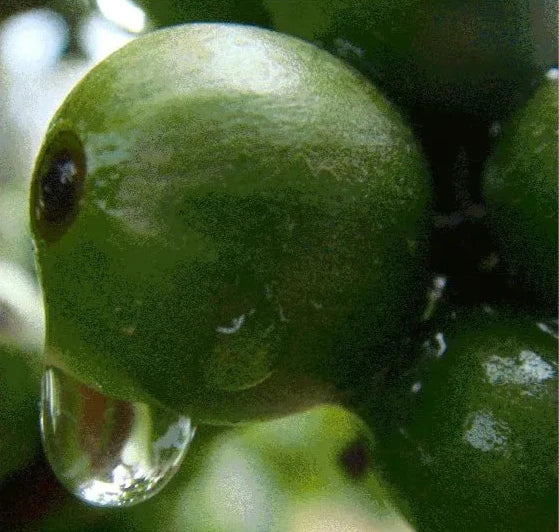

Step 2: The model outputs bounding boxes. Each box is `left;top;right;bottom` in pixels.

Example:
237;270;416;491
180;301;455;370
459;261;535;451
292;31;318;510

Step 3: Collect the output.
134;0;271;29
179;406;412;532
372;306;558;531
264;0;557;117
483;75;558;307
30;24;431;424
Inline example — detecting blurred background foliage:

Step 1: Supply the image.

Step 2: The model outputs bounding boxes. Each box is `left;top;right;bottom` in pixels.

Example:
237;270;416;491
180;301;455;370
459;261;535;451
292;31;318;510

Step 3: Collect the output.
0;1;415;530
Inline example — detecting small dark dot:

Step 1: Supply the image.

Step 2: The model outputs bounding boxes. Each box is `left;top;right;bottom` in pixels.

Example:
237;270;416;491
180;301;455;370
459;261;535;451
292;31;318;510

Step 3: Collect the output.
339;438;370;479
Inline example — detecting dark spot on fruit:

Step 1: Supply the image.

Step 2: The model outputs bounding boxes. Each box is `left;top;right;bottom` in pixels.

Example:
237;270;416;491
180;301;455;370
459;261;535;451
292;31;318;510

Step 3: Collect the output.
41;151;78;223
339;437;370;479
32;130;85;242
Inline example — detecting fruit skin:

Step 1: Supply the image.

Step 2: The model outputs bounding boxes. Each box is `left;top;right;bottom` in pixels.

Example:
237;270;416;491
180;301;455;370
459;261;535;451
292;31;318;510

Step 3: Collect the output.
483;76;558;308
371;305;558;532
30;24;432;424
264;0;557;118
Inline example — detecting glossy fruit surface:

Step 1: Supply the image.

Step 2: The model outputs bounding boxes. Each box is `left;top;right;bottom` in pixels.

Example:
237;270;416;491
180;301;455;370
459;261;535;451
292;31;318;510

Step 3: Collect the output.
264;0;557;117
483;75;558;307
30;23;431;424
372;305;558;531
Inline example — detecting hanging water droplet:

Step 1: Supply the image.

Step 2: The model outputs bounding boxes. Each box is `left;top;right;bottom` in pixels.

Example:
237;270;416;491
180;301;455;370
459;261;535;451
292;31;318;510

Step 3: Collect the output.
40;366;195;507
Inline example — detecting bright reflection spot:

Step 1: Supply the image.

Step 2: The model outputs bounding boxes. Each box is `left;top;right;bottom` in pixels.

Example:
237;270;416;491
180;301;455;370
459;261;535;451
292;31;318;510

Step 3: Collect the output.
434;332;446;357
0;9;67;74
80;14;137;63
422;275;447;320
463;411;510;453
484;350;555;395
96;0;146;34
546;68;558;80
216;314;246;335
537;320;558;339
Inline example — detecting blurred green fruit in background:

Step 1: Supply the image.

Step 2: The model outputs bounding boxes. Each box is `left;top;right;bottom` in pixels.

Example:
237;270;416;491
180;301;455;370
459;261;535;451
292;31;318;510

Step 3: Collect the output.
373;305;558;532
134;0;271;29
264;0;557;118
483;74;558;308
0;341;41;482
0;259;43;483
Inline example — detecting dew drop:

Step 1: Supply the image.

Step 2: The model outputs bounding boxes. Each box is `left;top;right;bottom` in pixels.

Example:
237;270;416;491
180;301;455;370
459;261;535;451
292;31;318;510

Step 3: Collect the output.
40;367;195;507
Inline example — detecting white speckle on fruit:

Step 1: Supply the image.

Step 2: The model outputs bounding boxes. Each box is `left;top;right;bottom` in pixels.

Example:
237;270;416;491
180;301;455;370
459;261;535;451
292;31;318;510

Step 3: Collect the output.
216;314;245;335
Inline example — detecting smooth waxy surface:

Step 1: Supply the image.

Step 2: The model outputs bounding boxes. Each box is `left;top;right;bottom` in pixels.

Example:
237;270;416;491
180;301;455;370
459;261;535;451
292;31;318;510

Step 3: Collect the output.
31;24;431;424
265;0;557;117
483;76;558;307
372;306;558;531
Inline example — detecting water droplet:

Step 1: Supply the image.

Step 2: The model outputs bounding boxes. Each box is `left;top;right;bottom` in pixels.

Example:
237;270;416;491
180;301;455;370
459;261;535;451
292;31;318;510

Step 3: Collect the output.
40;367;195;507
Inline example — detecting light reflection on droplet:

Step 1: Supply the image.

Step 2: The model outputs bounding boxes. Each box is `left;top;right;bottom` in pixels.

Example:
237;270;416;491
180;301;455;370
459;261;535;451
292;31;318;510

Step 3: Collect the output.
41;366;195;507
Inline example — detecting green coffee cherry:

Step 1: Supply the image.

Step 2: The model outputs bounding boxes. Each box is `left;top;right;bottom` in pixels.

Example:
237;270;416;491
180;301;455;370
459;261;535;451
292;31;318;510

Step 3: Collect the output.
31;23;431;422
30;23;431;507
264;0;557;117
372;305;558;531
483;75;558;307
